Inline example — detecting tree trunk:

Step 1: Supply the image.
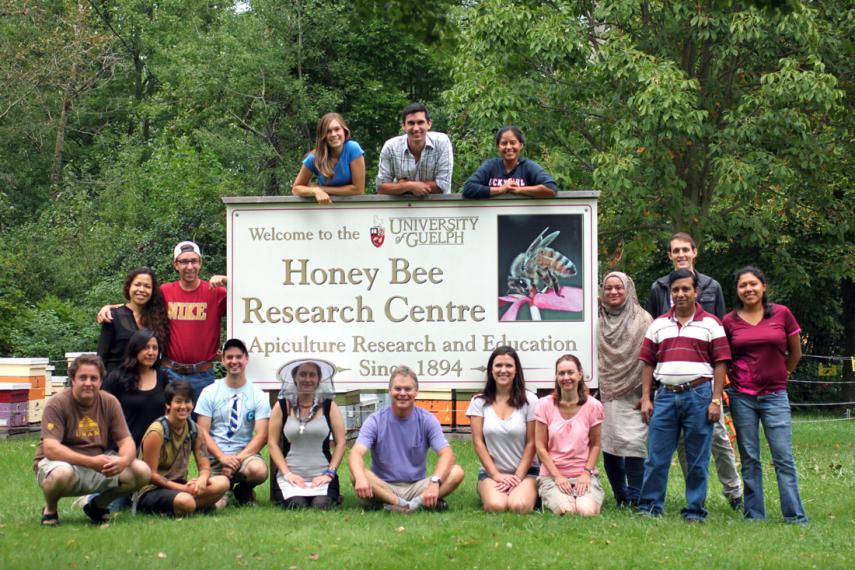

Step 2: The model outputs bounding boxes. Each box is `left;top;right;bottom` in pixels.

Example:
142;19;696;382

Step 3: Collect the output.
51;92;72;185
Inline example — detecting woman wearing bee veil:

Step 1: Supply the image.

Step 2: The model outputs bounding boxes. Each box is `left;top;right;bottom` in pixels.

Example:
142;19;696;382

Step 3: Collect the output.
268;359;346;509
598;272;652;508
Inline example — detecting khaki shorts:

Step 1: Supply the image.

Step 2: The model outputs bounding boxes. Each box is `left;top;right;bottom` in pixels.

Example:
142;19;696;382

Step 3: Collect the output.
537;474;605;513
385;478;431;501
209;454;264;481
360;476;431;508
36;458;120;497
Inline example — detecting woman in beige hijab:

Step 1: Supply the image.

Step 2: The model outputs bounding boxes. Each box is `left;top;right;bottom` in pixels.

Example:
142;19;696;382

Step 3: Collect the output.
598;272;652;507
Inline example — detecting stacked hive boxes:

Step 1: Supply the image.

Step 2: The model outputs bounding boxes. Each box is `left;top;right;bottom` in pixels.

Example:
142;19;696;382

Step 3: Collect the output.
65;352;96;371
415;390;475;427
49;364;68;396
0;383;30;428
0;357;49;425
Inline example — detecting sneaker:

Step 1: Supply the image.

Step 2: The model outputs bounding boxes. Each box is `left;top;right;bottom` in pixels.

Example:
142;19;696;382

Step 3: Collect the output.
729;496;743;511
433;498;449;512
82;498;111;525
232;483;256;505
72;494;93;509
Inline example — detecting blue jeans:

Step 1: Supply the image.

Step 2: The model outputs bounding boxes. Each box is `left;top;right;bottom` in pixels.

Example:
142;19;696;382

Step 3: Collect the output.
603;452;645;507
164;368;215;404
638;382;714;521
728;389;808;524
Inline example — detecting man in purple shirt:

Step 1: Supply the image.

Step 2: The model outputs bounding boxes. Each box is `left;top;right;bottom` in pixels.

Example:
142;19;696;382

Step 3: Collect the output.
349;366;465;512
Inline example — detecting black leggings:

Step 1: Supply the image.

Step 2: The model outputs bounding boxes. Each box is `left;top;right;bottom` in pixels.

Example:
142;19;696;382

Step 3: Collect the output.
280;495;335;510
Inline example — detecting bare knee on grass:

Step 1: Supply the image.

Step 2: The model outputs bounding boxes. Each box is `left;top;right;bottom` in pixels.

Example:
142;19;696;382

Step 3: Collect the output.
173;492;197;515
508;495;535;514
482;495;509;513
575;497;601;517
478;480;509;513
555;501;577;515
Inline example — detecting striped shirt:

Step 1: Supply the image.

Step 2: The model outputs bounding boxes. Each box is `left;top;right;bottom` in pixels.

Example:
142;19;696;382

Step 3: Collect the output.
376;132;454;194
639;303;731;386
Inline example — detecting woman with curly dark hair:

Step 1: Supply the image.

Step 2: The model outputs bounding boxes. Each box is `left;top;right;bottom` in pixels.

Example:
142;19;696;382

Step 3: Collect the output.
97;267;169;374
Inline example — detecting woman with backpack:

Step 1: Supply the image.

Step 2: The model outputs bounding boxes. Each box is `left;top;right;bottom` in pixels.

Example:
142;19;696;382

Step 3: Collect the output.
269;359;346;509
134;381;230;516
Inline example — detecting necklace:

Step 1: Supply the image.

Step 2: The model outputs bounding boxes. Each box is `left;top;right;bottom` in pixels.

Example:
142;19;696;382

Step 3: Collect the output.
296;398;320;434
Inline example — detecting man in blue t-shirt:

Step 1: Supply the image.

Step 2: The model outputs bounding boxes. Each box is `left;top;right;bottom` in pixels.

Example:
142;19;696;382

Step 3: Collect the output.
349;366;465;511
195;338;271;506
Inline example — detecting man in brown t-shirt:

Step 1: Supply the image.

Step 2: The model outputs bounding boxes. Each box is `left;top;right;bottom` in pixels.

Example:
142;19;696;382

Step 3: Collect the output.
34;355;150;525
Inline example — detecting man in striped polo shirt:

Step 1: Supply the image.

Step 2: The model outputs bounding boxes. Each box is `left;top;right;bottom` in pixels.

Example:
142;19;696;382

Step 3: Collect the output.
646;232;742;510
636;269;730;522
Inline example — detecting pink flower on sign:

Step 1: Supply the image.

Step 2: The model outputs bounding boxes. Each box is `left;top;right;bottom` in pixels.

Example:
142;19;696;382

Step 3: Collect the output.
498;286;583;321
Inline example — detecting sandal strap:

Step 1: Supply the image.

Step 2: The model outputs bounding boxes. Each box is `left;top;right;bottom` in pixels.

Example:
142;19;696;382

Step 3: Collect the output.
41;510;59;526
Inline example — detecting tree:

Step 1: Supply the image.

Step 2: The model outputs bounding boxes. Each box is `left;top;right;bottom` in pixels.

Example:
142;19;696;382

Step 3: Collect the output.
0;1;115;187
446;0;852;351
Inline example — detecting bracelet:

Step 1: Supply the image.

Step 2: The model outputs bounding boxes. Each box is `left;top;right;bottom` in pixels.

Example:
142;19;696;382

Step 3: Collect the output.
322;468;337;477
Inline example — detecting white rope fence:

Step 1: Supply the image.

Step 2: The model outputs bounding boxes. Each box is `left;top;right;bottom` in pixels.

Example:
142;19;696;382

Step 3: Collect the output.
792;415;855;424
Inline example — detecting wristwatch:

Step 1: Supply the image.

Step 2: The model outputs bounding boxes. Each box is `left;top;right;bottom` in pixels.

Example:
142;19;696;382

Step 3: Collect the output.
711;398;722;407
429;476;442;485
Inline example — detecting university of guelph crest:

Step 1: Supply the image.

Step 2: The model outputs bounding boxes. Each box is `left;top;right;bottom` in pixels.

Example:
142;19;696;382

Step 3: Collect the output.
370;217;385;248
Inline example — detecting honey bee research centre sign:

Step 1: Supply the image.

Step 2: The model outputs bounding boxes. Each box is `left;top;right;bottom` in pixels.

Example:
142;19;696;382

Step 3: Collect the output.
224;192;599;391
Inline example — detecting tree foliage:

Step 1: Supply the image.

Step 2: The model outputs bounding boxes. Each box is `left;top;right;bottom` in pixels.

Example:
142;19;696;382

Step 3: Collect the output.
0;0;451;359
446;0;852;350
0;0;851;359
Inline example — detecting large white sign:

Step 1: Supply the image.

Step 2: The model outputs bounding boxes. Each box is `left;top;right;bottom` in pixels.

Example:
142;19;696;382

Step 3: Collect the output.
225;193;598;392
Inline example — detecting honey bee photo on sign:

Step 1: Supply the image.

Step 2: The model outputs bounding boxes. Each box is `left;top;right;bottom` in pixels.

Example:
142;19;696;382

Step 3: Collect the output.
497;214;584;322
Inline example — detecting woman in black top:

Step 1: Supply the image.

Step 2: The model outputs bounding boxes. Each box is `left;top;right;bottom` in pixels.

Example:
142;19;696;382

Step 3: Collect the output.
103;329;169;449
97;268;169;374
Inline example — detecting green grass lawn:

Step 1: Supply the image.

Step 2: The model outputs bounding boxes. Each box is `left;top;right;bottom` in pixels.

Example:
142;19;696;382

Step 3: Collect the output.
1;417;853;569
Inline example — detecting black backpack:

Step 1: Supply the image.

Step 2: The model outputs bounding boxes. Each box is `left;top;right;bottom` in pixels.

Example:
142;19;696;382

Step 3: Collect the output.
156;415;199;454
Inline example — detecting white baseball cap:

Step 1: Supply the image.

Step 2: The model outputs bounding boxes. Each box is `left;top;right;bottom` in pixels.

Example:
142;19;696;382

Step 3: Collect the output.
173;240;202;261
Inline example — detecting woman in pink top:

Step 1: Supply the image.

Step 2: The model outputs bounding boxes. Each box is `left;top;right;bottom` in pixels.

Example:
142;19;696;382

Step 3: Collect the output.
723;266;807;524
534;354;604;515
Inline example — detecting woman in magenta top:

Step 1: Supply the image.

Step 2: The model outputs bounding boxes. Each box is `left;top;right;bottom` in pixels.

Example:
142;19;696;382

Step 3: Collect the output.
723;266;807;524
534;354;604;516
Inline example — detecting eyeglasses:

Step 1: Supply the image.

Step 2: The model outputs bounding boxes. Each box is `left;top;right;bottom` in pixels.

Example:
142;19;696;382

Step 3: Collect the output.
176;258;201;266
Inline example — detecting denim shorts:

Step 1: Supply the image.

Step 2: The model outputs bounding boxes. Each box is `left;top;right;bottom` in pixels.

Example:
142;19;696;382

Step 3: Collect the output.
477;466;539;481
